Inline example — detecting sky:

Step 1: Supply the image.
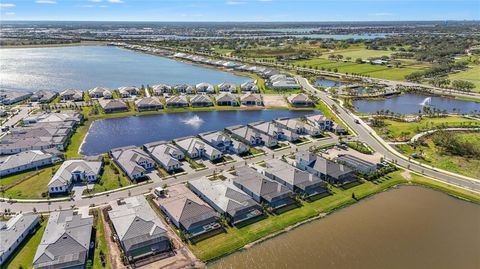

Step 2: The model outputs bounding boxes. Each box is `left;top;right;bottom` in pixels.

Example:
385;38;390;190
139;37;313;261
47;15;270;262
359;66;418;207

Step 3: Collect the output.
0;0;479;22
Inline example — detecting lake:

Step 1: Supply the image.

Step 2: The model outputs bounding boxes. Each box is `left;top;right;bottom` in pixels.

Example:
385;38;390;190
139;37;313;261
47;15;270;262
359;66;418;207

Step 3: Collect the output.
353;93;480;115
0;46;251;92
81;109;318;155
315;79;343;87
209;186;480;269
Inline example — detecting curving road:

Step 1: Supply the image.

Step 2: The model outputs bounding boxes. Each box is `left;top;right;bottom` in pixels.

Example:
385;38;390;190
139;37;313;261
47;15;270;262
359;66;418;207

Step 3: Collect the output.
296;75;480;193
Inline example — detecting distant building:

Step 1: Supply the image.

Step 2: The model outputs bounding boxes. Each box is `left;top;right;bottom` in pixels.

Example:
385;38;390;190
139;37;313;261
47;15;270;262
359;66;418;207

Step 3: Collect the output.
174;136;223;161
166;95;189;108
98;99;128;113
240;93;263;106
296;150;355;185
151;84;172;95
33;209;93;269
195;82;215;93
0;91;33;105
0;213;39;264
108;196;171;262
190;94;214;107
31;90;58;103
59;89;83;102
305;114;333;131
218;82;237;93
226;125;277;147
118;86;139;98
89;87;112;99
287;93;314;107
174;84;195;94
336;154;378;174
240;81;259;93
144;141;183;172
215;92;238;106
0;150;57;177
135;97;163;111
199;130;248;154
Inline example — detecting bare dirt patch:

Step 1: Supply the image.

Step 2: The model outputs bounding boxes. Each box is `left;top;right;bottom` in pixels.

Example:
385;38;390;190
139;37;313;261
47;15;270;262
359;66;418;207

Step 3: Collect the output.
263;94;288;108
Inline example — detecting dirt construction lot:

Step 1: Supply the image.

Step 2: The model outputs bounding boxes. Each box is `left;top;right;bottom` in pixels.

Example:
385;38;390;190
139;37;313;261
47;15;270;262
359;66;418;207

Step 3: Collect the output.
263;94;288;108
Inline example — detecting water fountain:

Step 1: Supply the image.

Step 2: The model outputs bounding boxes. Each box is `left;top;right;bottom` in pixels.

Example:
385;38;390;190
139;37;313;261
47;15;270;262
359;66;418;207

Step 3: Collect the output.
420;97;432;106
181;115;204;128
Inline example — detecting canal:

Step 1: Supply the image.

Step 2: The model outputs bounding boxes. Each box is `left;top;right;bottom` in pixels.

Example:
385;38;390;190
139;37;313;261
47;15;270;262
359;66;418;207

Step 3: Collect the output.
81;109;318;155
209;186;480;269
0;46;251;92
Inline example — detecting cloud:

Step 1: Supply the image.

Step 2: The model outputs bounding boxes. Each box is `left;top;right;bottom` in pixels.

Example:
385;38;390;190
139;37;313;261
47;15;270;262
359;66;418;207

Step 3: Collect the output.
258;0;273;2
89;0;103;2
0;3;15;9
370;12;393;16
107;0;124;3
226;1;246;4
80;4;95;8
5;11;15;15
35;0;57;4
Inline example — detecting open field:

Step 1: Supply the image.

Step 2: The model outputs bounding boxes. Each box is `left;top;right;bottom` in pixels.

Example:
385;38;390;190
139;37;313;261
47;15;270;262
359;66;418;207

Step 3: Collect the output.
371;116;480;141
1;165;61;199
189;170;407;262
395;132;480;179
448;64;480;93
1;218;47;269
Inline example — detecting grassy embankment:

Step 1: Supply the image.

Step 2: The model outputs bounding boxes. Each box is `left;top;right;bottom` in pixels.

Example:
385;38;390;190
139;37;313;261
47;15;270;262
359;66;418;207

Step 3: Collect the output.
189;169;479;262
1;165;61;199
448;64;480;93
395;132;480;179
371;116;480;141
190;170;407;262
1;217;47;269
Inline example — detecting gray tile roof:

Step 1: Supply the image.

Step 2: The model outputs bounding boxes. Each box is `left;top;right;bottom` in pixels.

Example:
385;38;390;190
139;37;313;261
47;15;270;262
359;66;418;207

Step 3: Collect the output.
108;196;169;253
190;94;213;106
0;150;54;173
0;213;39;260
134;97;163;108
33;210;93;269
49;160;102;188
110;146;154;179
234;166;291;203
98;99;128;110
263;159;324;190
218;82;237;92
145;142;182;169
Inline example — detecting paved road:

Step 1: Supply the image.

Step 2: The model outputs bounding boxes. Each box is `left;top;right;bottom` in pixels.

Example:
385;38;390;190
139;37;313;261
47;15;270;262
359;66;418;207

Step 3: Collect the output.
296;75;480;193
0;137;337;213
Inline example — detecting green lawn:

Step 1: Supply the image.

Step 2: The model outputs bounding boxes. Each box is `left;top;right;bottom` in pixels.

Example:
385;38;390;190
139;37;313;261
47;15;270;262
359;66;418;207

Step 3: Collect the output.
448;64;480;93
2;217;47;269
0;169;42;189
326;47;393;60
372;116;480;141
189;170;407;262
93;209;111;269
2;165;61;199
395;132;480;179
85;161;131;195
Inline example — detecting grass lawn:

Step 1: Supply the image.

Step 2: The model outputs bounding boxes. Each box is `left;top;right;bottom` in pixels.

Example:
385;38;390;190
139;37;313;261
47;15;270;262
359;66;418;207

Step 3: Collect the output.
2;217;47;269
189;170;407;262
85;161;131;195
93;209;111;269
448;64;480;93
0;169;42;189
326;47;393;60
2;165;61;199
345;141;374;154
372;116;480;141
395;132;480;179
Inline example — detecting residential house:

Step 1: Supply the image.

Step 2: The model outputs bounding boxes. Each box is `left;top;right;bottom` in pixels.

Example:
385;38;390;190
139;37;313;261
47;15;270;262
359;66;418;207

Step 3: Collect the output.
0;91;33;105
240;93;263;106
144;141;183;172
59;89;83;101
0;150;57;177
215;92;238;106
188;178;263;226
262;159;327;199
226;125;277;147
336;154;378;174
108;196;171;262
89;87;112;99
296;150;355;185
195;82;215;93
174;136;222;161
158;184;221;238
331;122;346;134
23;110;84;126
166;95;189;108
217;82;237;93
305;114;334;131
250;121;299;142
135;97;163;111
287;93;314;107
48;159;102;194
30;90;58;103
98;99;128;113
33;210;93;269
151;84;173;95
190;94;214;107
118;86;139;98
174;84;195;94
233;166;295;210
110;146;155;180
240;81;259;93
199;130;248;154
274;118;321;136
0;213;39;264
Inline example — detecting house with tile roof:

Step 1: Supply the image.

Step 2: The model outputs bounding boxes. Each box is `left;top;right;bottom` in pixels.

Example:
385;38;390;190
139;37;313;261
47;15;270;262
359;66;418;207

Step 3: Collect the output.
135;97;163;111
98;99;128;114
215;92;238;106
296;150;355;185
158;184;221;238
199;130;248;154
0;150;57;177
195;82;215;93
190;94;214;107
188;178;263;226
144;141;183;172
108;195;171;262
0;213;39;264
110;146;155;181
33;209;93;269
174;136;222;161
48;159;102;194
166;95;189;108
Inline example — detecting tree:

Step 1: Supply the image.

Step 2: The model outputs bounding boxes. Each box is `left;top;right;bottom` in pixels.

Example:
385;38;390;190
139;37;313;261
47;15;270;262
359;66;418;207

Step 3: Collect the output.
355;58;363;64
451;80;475;92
